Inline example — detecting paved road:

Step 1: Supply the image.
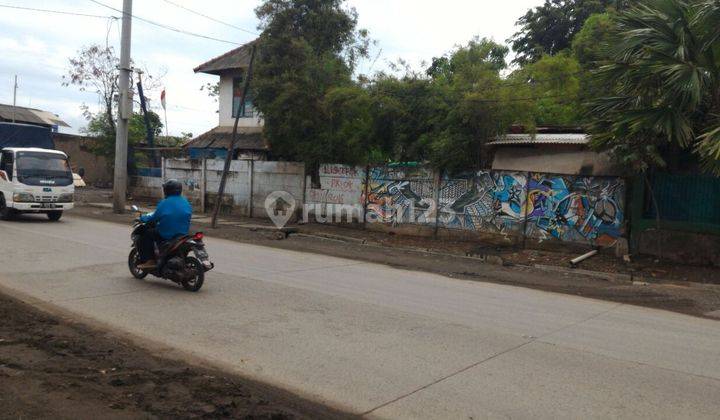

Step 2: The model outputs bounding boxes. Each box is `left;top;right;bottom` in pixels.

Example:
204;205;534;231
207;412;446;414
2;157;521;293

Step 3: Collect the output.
1;215;719;419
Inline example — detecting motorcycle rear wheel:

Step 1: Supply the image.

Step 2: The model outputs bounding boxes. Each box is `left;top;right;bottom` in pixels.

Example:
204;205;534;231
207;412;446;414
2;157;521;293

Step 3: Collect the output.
128;248;148;279
182;257;204;292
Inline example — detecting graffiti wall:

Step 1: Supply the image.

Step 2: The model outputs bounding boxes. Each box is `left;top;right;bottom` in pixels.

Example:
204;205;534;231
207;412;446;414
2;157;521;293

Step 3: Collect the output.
364;165;436;225
525;174;625;246
306;164;366;206
438;171;527;235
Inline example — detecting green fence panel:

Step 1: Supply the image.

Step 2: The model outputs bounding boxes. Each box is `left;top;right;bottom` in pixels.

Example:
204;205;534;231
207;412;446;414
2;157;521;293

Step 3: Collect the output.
644;173;720;226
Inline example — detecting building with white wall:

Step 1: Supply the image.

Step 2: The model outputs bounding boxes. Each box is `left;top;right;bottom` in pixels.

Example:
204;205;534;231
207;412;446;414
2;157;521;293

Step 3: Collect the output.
185;41;269;160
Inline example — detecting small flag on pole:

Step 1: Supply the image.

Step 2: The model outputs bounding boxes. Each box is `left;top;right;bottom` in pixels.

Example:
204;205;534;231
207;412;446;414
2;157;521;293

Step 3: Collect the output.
160;89;166;110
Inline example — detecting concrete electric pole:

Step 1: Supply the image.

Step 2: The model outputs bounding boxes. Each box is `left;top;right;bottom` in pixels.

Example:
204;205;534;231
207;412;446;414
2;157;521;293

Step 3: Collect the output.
12;75;17;122
113;0;133;213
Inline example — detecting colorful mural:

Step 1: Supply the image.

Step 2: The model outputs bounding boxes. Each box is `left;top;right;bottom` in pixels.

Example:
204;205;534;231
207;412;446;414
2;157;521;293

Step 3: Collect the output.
525;174;625;246
309;163;625;247
364;166;435;225
438;171;527;234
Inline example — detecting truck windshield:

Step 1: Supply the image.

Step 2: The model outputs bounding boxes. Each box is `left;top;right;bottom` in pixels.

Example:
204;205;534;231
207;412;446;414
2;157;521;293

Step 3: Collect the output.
16;152;73;186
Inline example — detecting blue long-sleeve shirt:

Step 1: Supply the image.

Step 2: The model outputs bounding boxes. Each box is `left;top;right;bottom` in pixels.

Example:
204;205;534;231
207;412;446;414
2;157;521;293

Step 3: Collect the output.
140;195;192;240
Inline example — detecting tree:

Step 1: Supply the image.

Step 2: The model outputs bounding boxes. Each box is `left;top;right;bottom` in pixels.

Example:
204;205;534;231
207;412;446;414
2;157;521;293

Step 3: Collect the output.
82;110;163;167
505;53;583;127
589;0;720;174
422;38;513;171
252;0;370;183
62;44;165;145
572;12;616;70
510;0;613;65
63;45;119;133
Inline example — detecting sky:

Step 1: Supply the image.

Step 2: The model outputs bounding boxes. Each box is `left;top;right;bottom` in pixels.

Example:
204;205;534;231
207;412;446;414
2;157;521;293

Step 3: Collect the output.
0;0;541;137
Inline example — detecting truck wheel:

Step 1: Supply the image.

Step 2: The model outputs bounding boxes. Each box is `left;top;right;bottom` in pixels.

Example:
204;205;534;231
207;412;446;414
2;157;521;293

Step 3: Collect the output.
47;211;63;221
0;195;16;221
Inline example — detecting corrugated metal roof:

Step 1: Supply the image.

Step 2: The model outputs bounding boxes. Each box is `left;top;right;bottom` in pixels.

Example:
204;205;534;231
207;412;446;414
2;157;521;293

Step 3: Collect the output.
488;133;589;146
184;126;267;150
0;104;69;127
194;40;257;75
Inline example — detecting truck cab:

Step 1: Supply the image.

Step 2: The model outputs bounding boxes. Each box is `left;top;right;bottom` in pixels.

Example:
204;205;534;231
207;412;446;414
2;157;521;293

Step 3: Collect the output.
0;147;75;221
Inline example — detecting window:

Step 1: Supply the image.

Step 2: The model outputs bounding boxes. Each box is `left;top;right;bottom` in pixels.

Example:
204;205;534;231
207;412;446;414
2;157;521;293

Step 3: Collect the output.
0;152;13;181
15;152;72;186
232;75;254;118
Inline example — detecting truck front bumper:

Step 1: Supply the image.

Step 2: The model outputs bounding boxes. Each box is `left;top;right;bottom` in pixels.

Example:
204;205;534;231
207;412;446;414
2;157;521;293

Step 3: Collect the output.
11;202;74;212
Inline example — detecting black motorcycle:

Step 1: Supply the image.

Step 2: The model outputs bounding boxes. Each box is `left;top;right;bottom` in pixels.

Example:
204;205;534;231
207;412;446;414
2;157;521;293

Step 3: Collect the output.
127;205;214;292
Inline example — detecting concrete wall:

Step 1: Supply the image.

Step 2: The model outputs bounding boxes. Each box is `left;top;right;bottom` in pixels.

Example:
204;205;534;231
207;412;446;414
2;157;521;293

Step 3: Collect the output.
131;159;304;219
130;160;626;248
305;164;366;222
130;176;163;200
53;133;112;186
252;161;305;219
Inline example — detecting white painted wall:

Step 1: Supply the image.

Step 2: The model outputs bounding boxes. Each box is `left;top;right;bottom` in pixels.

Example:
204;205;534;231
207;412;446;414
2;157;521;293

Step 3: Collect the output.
252;161;305;219
218;71;264;128
132;159;304;219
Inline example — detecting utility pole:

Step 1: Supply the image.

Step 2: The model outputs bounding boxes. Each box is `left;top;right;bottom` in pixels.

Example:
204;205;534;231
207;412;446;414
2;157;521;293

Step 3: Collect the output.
11;75;17;122
136;71;158;166
211;44;256;228
113;0;133;213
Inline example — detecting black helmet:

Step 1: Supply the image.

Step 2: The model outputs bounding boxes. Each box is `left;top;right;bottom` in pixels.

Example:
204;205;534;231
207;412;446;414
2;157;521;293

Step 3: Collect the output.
163;179;182;197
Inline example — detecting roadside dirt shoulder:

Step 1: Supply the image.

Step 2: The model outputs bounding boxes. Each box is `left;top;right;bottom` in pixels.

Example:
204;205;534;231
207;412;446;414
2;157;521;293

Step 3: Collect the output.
0;291;353;420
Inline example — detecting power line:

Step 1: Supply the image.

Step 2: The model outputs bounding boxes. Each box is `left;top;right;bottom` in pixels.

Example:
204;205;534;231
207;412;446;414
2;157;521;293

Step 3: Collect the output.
160;0;258;36
88;0;241;45
0;3;114;19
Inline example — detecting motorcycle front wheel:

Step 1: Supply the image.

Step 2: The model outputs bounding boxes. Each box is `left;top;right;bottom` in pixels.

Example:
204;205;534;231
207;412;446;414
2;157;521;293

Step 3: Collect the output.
128;248;148;279
182;257;205;292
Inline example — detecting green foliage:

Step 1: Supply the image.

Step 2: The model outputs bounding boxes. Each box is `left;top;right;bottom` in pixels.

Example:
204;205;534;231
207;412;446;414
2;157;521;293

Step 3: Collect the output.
511;0;613;65
81;111;164;166
506;53;583;127
200;81;220;101
421;39;512;171
588;0;720;174
253;0;370;179
572;12;616;69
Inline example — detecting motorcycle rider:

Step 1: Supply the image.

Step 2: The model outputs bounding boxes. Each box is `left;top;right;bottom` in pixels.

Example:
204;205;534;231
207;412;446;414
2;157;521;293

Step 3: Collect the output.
137;179;193;270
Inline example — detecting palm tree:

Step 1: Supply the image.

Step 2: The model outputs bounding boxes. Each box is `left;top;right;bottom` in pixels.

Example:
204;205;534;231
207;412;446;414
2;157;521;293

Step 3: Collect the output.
589;0;720;174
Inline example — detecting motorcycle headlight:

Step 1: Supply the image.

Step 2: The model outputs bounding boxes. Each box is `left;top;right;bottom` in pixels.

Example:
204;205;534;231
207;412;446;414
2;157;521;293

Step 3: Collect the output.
13;192;35;203
58;193;74;203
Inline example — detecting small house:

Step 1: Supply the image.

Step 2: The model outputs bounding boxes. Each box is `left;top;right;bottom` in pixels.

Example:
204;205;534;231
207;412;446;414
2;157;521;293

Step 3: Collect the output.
184;41;269;160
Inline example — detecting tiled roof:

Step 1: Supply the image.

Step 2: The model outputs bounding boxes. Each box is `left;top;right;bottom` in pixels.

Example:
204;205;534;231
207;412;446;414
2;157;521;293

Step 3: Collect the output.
488;133;589;146
184;126;267;150
194;40;258;75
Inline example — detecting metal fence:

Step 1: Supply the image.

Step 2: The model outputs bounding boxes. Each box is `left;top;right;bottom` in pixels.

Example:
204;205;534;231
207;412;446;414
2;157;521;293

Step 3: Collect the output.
644;173;720;226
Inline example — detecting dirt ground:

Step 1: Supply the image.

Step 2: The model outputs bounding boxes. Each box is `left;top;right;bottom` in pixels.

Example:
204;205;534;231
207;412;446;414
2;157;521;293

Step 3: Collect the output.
0;293;352;420
69;204;720;319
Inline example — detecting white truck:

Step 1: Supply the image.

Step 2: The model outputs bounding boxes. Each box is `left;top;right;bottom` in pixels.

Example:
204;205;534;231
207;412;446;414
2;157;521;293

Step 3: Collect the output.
0;123;75;221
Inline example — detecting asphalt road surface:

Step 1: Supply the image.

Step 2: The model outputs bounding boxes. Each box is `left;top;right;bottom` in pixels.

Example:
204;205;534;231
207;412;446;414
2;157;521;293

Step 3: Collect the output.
1;215;719;419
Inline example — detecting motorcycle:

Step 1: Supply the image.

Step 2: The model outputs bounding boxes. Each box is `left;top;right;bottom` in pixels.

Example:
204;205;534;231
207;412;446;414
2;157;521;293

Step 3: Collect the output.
127;205;214;292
